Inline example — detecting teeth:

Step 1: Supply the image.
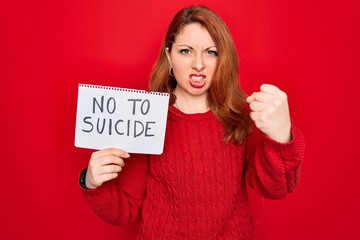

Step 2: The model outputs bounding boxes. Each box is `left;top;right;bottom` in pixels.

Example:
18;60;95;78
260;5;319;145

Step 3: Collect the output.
190;75;204;80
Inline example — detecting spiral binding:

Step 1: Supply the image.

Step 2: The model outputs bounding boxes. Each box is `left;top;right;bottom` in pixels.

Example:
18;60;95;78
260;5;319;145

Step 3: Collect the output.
79;84;169;96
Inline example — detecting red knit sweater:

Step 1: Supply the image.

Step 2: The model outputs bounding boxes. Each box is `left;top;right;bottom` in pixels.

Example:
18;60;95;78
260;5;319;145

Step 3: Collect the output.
81;105;305;239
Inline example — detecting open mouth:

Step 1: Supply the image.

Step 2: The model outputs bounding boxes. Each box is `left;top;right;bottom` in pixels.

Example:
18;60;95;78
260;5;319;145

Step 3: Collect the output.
189;74;206;88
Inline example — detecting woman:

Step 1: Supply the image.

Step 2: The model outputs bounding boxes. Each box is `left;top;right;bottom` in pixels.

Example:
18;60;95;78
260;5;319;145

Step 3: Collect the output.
80;6;305;239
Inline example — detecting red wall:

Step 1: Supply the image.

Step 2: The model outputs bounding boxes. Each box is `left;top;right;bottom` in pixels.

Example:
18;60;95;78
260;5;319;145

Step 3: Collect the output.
1;0;359;239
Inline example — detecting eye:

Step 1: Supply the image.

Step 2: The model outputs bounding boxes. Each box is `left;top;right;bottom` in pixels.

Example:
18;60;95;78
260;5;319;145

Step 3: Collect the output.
207;50;218;57
179;48;191;54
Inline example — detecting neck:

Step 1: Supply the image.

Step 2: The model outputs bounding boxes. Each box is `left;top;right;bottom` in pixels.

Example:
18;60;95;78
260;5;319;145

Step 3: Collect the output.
173;88;209;114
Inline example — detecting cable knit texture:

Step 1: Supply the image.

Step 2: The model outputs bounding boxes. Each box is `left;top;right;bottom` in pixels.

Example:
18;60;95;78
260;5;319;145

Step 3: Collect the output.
81;105;305;240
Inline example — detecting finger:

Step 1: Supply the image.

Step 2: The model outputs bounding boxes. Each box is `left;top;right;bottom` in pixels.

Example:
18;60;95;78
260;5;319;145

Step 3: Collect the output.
97;164;123;175
91;148;130;159
260;84;281;94
249;111;271;129
246;93;255;103
96;172;119;184
252;92;274;103
249;112;264;128
249;111;259;122
91;155;125;168
249;101;267;112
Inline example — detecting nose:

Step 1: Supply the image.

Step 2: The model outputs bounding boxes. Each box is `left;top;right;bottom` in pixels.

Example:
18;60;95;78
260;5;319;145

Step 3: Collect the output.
191;54;205;72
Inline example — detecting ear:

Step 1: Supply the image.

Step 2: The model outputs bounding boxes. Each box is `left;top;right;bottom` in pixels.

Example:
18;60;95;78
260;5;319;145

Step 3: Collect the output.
165;47;172;66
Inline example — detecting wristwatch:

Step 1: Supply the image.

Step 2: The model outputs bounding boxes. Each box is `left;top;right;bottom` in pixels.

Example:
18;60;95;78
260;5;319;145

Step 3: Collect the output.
79;168;89;189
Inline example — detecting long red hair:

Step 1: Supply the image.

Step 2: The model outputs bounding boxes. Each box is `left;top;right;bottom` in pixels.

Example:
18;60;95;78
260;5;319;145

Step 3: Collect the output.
149;6;252;144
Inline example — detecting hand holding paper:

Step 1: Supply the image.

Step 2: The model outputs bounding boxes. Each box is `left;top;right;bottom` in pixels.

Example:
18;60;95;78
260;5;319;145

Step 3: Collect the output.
85;148;129;189
246;84;292;143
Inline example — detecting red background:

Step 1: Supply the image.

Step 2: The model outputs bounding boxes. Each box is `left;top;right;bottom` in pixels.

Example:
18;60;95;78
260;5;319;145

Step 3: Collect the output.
1;0;359;239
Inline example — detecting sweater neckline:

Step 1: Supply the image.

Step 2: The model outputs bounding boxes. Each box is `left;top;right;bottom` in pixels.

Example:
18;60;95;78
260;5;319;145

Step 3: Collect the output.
168;105;214;121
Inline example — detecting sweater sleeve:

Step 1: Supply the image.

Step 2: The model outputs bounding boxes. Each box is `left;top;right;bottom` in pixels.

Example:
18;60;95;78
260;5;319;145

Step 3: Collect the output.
244;122;305;199
80;153;149;225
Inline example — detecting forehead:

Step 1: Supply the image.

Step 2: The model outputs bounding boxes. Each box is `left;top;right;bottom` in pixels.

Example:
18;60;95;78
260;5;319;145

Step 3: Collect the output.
174;23;215;47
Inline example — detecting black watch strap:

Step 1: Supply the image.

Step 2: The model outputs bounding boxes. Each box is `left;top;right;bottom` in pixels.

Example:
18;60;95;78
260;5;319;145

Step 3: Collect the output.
79;168;90;189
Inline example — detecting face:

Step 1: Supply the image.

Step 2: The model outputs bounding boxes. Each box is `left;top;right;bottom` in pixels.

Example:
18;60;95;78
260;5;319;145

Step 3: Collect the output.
166;23;218;98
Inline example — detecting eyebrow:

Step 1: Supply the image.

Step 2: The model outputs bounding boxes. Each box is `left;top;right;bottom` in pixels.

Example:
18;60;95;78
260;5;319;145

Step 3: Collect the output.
178;44;217;50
